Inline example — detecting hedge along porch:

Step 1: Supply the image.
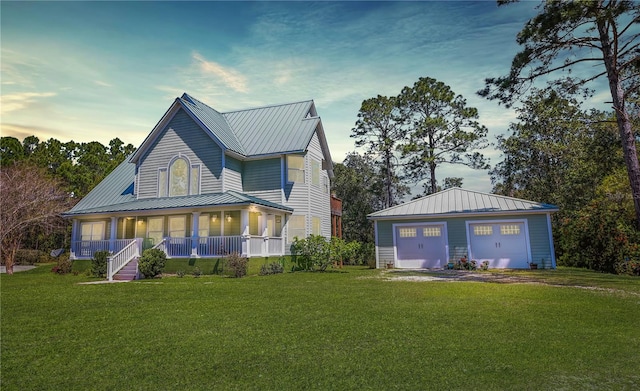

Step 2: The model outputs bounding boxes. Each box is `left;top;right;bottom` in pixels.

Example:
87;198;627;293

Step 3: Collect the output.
368;188;558;269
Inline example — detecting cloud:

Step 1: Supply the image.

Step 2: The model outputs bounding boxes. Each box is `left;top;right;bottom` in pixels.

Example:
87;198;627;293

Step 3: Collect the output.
0;92;56;114
94;80;112;87
191;52;248;93
0;123;67;141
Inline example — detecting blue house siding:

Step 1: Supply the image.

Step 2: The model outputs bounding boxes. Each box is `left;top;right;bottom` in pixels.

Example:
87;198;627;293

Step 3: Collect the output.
224;155;243;192
137;109;223;199
374;220;396;268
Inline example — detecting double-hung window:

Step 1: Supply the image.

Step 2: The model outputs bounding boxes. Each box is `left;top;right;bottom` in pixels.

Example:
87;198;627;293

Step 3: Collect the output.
287;155;305;183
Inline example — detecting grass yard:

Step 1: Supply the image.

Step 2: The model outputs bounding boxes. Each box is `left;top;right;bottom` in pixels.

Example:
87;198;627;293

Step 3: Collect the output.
1;266;639;390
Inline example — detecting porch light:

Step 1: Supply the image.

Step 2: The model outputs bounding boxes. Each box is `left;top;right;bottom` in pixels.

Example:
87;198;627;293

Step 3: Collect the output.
226;215;232;222
211;215;217;222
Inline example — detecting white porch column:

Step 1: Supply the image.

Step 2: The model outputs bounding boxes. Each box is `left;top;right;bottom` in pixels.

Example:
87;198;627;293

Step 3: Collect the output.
241;209;250;256
260;212;268;256
109;217;117;253
191;211;200;258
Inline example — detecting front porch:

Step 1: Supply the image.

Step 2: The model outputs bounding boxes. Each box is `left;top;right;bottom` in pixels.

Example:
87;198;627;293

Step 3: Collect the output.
71;234;285;260
70;206;289;260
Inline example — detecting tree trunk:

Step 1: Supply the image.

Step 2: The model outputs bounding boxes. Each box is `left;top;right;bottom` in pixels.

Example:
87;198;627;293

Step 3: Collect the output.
429;162;437;194
4;244;17;275
384;150;393;208
597;17;640;228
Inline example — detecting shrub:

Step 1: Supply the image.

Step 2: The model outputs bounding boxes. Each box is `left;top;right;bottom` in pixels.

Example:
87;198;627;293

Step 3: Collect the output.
91;251;110;278
177;270;185;278
51;254;72;275
224;252;248;278
558;169;640;274
259;262;284;276
14;249;46;265
291;235;331;271
614;258;640;276
192;266;202;278
138;248;166;278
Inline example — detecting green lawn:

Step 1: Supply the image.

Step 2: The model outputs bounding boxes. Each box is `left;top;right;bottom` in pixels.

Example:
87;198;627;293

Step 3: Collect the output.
2;266;639;390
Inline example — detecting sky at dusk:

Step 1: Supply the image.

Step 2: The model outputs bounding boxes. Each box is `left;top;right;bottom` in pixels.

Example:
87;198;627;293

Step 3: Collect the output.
0;1;612;193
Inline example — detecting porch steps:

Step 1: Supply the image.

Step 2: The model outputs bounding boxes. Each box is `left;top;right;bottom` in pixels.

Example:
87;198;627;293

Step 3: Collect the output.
113;259;138;281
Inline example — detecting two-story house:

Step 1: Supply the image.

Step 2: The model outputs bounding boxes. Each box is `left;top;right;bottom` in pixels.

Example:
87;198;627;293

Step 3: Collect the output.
63;93;334;279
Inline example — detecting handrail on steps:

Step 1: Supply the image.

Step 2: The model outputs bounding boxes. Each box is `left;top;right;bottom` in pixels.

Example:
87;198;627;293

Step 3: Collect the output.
107;239;141;281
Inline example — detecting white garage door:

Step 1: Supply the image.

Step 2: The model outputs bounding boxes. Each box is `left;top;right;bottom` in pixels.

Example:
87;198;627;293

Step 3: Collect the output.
468;222;529;268
395;224;447;268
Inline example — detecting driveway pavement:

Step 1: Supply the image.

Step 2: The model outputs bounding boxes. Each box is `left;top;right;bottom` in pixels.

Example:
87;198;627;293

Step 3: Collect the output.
0;265;37;273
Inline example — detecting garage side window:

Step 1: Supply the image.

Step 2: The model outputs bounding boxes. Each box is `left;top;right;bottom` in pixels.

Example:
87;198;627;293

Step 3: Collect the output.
399;228;417;238
473;225;493;236
423;227;441;237
500;224;521;235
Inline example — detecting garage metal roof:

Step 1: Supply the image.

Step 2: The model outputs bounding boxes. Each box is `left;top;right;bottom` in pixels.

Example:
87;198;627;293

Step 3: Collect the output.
368;188;558;219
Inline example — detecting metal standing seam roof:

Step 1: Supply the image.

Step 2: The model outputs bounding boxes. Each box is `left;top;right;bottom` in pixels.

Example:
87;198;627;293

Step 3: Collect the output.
223;100;318;156
66;156;136;213
179;94;246;155
182;93;319;157
64;190;293;216
367;187;558;219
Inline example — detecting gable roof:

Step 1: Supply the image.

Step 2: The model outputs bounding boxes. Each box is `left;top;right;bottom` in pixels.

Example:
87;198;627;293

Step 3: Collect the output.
368;188;558;220
131;93;328;163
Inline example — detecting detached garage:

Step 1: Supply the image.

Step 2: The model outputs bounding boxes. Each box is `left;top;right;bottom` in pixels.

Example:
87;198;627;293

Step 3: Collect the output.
369;188;558;269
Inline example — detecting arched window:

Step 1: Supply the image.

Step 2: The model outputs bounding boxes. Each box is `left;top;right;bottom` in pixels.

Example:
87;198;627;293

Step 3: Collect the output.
158;154;201;197
169;157;189;196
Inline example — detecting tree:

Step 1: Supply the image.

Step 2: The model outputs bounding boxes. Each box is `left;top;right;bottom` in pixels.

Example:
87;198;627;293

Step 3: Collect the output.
398;77;490;194
491;87;623;211
0;163;73;274
331;153;382;244
480;0;640;226
413;177;464;199
0;137;24;166
351;95;407;208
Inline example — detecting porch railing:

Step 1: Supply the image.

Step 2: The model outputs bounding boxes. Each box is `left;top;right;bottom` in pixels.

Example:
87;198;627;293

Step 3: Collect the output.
71;240;110;258
198;236;242;257
107;239;140;281
248;236;264;256
113;239;131;254
268;237;284;255
72;235;284;260
165;237;193;258
152;238;167;253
